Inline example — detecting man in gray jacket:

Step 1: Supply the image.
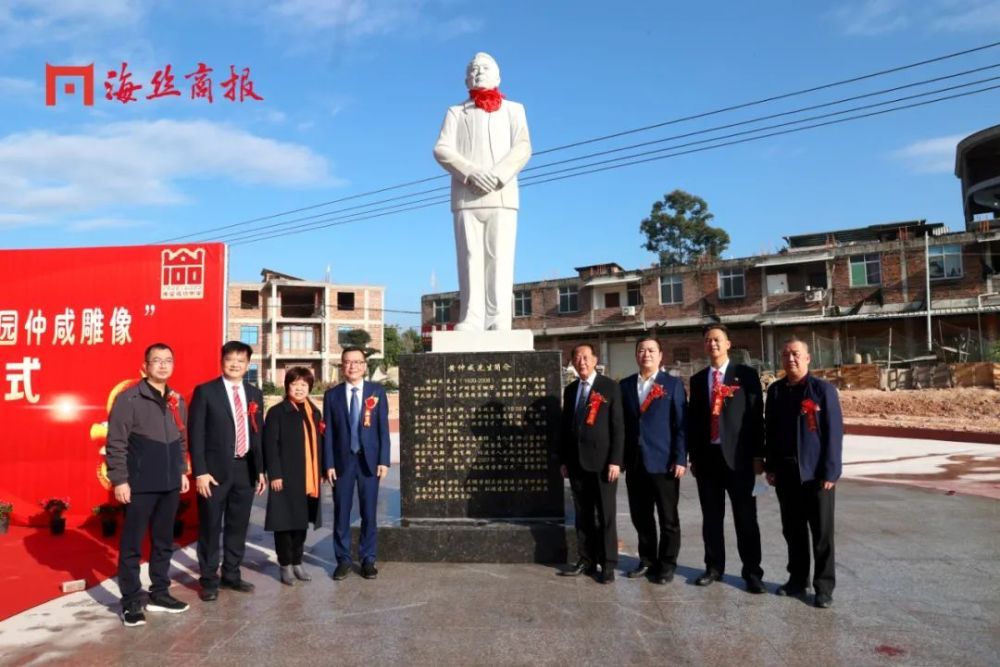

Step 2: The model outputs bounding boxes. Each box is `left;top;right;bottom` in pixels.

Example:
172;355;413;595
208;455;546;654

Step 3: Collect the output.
106;343;191;627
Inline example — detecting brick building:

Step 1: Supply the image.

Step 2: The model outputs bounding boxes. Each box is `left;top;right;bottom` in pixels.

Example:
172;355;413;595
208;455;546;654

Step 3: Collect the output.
422;219;1000;379
229;269;385;387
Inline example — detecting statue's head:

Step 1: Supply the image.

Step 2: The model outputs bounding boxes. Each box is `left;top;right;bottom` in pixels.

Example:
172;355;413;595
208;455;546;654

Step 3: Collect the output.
466;52;500;90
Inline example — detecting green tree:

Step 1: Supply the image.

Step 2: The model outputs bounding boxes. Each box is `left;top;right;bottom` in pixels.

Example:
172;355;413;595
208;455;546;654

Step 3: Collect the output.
382;325;402;369
640;189;730;267
401;327;424;354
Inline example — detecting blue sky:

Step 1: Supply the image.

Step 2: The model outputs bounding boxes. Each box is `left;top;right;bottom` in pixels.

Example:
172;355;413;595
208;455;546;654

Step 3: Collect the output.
2;1;999;328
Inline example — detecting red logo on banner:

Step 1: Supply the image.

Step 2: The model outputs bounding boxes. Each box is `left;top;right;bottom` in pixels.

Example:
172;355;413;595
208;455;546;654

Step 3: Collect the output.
161;248;206;300
45;64;95;107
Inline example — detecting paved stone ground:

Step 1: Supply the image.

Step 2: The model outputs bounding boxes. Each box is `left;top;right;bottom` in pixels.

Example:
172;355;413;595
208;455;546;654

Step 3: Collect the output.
1;445;998;666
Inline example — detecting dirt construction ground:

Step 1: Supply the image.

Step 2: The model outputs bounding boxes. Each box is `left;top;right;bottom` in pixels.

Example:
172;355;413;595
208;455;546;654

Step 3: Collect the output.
840;387;1000;434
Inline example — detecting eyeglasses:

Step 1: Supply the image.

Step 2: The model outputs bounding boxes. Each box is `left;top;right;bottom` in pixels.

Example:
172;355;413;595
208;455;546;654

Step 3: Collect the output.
343;360;367;367
147;358;174;366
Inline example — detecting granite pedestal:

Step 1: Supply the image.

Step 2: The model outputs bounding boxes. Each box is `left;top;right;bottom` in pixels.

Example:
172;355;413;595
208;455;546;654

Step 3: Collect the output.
381;350;572;562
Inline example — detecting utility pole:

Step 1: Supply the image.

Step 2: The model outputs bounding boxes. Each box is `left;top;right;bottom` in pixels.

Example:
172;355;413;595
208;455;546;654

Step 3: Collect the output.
925;232;932;353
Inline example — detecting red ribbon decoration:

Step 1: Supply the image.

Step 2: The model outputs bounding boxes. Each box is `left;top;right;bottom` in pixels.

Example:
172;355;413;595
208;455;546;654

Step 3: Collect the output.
711;382;739;417
801;398;820;432
585;391;606;426
469;87;504;112
363;395;379;428
640;383;666;414
247;400;260;433
166;391;186;433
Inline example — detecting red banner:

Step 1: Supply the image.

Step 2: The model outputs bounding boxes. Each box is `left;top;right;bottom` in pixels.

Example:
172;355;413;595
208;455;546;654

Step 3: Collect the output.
0;244;226;526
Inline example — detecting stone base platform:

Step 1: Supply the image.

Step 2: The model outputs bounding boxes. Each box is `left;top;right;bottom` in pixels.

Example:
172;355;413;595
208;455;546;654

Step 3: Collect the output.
430;329;534;352
358;519;575;563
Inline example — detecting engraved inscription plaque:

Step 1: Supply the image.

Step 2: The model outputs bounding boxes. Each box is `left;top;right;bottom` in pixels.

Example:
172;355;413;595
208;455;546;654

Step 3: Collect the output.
399;351;563;520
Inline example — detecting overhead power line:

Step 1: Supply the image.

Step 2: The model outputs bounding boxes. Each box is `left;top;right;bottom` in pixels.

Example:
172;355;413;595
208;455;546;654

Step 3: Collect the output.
222;78;1000;245
159;40;1000;243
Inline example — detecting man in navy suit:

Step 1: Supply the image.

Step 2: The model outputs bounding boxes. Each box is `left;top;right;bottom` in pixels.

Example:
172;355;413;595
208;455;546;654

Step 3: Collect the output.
620;337;687;585
687;324;766;594
188;341;266;601
766;338;843;609
323;346;390;580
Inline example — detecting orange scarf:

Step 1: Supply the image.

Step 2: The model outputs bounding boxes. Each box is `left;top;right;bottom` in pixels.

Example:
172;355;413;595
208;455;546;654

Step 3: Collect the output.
292;400;320;498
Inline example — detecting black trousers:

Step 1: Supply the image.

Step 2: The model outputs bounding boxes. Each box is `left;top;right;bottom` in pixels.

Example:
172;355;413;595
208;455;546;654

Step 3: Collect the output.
118;489;180;606
569;468;618;566
274;530;307;566
197;458;254;589
694;445;763;579
625;461;681;572
774;459;836;595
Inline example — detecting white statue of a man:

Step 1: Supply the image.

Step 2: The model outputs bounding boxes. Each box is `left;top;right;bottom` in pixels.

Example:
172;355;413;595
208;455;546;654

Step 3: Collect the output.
433;52;532;331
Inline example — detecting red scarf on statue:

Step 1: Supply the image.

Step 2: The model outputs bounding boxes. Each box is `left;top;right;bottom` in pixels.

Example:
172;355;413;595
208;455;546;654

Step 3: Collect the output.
469;87;504;112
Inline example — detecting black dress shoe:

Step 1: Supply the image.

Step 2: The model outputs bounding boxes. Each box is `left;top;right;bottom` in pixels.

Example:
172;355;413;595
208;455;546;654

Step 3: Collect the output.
695;570;722;586
745;575;766;594
198;588;218;602
600;566;616;584
558;559;595;577
361;561;378;580
219;579;255;593
651;569;675;585
776;582;807;597
626;563;650;579
332;561;352;580
814;592;833;608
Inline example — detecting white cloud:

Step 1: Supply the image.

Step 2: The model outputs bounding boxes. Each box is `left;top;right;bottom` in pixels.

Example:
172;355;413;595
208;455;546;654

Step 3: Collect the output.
66;217;150;231
890;134;965;174
830;0;908;36
830;0;1000;35
0;0;150;49
0;119;338;227
0;76;42;102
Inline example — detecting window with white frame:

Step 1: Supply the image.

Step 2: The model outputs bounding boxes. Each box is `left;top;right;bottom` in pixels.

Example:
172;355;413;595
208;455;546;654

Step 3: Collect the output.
558;286;579;313
660;275;683;304
513;290;532;317
718;268;745;299
928;245;963;280
849;254;881;287
433;299;452;324
282;326;315;353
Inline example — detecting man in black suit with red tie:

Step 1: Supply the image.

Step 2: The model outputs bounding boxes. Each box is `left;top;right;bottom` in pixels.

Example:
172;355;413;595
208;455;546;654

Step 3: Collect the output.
558;343;624;584
188;341;267;601
687;324;766;594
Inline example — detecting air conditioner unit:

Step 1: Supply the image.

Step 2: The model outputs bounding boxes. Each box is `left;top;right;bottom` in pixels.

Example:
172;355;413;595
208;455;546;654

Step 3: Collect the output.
621;306;637;317
804;288;825;303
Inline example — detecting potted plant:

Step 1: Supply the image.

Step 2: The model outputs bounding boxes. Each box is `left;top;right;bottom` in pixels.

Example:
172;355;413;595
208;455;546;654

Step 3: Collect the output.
40;497;70;535
92;503;120;537
174;498;191;538
0;501;12;534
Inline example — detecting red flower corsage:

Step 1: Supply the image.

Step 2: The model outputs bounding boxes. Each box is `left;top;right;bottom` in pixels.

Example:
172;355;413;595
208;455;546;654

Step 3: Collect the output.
363;396;379;428
318;420;326;435
640;383;666;414
711;383;739;417
166;391;186;433
801;398;821;432
247;401;260;432
585;391;606;426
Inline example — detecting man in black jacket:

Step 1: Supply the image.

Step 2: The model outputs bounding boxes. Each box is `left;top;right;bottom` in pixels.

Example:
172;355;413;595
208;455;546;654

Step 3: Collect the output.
106;342;191;627
188;341;266;601
687;324;766;594
558;343;624;583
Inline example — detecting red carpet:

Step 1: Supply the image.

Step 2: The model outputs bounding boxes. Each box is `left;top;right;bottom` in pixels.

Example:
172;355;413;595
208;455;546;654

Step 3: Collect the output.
0;520;198;621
